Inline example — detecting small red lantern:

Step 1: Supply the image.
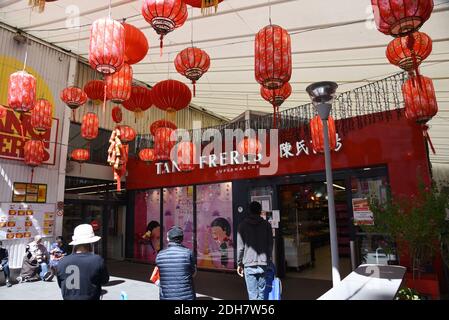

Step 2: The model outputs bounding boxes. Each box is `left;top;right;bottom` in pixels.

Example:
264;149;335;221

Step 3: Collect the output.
118;125;137;144
150;119;177;136
152;80;192;114
105;63;133;103
71;148;90;163
371;0;434;37
142;0;188;55
8;71;36;113
184;0;223;15
310;115;337;153
60;86;88;110
24;139;45;183
139;148;155;164
31;99;52;133
386;31;432;76
154;127;175;162
237;137;262;156
261;82;292;128
174;47;210;96
123;22;149;65
84;80;107;104
81;112;99;141
89;17;125;74
255;25;292;90
122;85;153;119
112;105;123;123
176;141;196;172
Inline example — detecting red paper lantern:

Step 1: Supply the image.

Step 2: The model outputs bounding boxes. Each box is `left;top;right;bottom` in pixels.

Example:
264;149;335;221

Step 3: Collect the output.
81;112;99;141
89;17;125;74
112;105;123;123
105;63;133;103
139;148;155;164
261;82;292;107
386;31;432;75
142;0;188;54
71;148;90;163
255;25;292;90
123;22;149;65
118;125;137;144
31;99;52;133
60;86;88;110
237;137;262;156
176;141;196;172
403;75;438;124
84;80;106;104
122;85;153;117
184;0;223;14
23;139;45;183
371;0;434;37
174;47;210;96
310;115;337;153
154;127;175;162
152;80;192;113
150;119;177;136
8;71;37;113
0;105;7;119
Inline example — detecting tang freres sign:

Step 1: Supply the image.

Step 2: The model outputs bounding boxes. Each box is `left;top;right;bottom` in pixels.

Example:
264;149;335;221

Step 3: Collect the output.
0;108;59;165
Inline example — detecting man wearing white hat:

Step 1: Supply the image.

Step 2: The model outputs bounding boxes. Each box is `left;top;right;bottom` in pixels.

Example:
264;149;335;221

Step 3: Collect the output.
56;224;109;300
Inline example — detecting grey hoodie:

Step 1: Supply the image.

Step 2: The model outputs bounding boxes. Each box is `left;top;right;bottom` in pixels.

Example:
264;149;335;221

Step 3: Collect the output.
237;214;273;267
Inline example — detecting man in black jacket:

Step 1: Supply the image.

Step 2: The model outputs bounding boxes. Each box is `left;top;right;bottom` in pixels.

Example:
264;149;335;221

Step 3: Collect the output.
56;224;109;300
156;226;196;300
0;241;12;287
237;201;274;300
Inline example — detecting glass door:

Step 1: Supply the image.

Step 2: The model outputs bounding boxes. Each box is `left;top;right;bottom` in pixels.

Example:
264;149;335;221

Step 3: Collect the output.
84;204;104;255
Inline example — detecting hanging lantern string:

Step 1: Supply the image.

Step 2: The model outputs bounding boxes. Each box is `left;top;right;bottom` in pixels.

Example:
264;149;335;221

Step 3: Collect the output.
191;6;194;48
108;0;112;19
268;0;272;25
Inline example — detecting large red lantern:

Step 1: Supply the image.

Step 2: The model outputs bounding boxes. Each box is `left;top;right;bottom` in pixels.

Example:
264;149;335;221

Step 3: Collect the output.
176;142;196;172
23;139;45;183
84;80;107;104
71;148;90;163
184;0;223;15
8;71;36;113
371;0;434;37
237;137;262;156
81;112;99;141
123;22;149;65
255;25;292;90
112;105;123;123
154;127;175;162
261;82;292;128
386;31;432;76
118;125;137;144
60;86;87;110
310;115;337;153
174;47;210;96
89;17;125;74
150;119;177;136
31;99;52;133
122;85;153;119
139;148;155;164
105;63;133;103
142;0;188;54
152;80;192;114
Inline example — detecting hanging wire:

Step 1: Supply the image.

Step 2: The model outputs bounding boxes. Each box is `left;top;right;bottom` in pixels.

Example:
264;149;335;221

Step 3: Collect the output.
108;0;112;18
191;6;194;48
268;0;272;25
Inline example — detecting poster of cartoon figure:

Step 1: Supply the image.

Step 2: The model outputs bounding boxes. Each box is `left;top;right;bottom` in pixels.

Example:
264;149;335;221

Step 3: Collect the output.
197;182;234;270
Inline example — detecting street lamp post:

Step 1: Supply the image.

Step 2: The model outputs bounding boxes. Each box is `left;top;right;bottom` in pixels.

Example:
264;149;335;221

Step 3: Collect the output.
306;81;341;287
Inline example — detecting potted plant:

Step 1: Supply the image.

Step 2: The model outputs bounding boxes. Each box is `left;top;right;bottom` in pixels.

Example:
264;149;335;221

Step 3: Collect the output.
362;180;449;299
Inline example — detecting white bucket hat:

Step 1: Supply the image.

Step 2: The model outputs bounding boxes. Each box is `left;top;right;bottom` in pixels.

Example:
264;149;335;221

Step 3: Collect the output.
69;224;101;246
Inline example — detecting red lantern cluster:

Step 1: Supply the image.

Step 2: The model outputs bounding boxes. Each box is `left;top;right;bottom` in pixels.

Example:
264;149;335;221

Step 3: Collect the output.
118;125;137;144
31;99;52;133
184;0;223;14
106;63;133;103
176;142;196;172
152;80;192;114
60;86;88;110
112;105;123;124
139;148;155;164
122;85;153;117
150;119;177;136
81;112;99;141
89;17;125;74
123;22;149;65
255;25;292;90
8;71;37;113
84;80;106;104
174;47;210;96
154;127;175;162
237;137;262;156
310;115;337;153
71;148;90;163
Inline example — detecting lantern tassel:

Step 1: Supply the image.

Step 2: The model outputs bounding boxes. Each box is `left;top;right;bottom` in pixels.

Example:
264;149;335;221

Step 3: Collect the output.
30;167;34;184
19;113;25;143
72;109;76;123
192;80;196;97
160;35;164;57
272;104;278;129
103;83;107;116
422;124;436;155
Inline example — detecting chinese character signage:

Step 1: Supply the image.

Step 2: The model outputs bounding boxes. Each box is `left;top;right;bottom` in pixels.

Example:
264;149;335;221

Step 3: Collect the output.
279;134;343;159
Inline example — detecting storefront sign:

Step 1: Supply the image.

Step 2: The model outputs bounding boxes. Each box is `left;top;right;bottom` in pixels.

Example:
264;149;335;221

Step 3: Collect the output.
12;182;47;203
0;108;59;165
352;198;374;226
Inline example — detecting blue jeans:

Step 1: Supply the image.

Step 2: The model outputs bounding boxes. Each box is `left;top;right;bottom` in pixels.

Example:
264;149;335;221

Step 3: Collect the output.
39;262;49;280
244;266;267;300
1;262;10;280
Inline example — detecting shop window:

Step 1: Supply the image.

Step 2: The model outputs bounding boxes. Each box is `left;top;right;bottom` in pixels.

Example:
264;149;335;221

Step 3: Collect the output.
134;189;161;264
197;182;234;270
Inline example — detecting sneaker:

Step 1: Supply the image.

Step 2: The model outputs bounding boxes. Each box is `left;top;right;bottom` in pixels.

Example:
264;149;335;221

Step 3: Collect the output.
44;272;54;282
16;276;23;283
6;281;12;288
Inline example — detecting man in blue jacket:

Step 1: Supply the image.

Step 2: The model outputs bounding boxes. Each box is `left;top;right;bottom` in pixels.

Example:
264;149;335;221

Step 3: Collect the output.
156;226;196;300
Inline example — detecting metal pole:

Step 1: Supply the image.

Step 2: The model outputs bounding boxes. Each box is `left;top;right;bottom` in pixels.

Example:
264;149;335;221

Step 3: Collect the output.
322;119;341;286
350;240;357;271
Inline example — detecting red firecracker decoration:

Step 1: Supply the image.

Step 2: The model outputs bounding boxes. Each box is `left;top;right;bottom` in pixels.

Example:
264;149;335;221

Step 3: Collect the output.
261;82;292;128
84;80;107;104
184;0;223;15
139;148;155;164
23;139;45;183
105;63;133;103
112;105;123;123
255;25;292;90
142;0;188;55
123;22;149;65
386;31;432;77
402;75;438;154
117;125;137;144
89;17;125;74
8;71;36;113
237;137;262;156
174;47;210;97
371;0;434;37
154;127;175;162
81;112;99;141
152;80;192;114
31;99;52;133
310;115;337;153
122;85;153;120
176;141;196;172
60;86;88;110
150;119;177;136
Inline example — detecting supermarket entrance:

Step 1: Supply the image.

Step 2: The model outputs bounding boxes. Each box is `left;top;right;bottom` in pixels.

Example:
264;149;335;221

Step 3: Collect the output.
279;181;352;281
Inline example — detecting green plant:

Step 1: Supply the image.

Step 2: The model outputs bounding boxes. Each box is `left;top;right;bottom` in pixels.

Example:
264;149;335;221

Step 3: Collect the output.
395;287;423;300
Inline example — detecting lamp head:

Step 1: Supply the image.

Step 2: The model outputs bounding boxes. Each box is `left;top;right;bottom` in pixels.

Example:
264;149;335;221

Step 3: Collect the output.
306;81;338;107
